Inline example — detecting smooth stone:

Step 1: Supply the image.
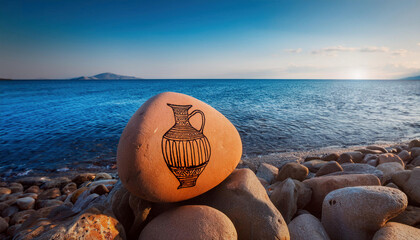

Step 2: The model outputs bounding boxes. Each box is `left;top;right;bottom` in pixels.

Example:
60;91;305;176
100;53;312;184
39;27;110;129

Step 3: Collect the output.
322;153;339;162
378;153;404;167
322;186;407;240
117;92;242;202
343;151;364;163
106;181;136;233
9;183;24;193
398;150;411;162
315;161;343;177
72;173;96;185
2;205;19;218
363;153;378;163
16;197;35;210
408;139;420;149
386;182;399;189
256;163;278;184
0;188;11;195
303;160;329;173
0;217;8;234
269;178;297;223
258;177;269;188
377;162;404;183
336;153;354;164
89;179;118;188
356;148;383;154
392;167;420;205
411;156;420;166
326;163;384;183
139;205;237;240
366;145;388;153
303;174;381;216
373;222;420;240
94;172;113;181
10;209;36;225
38;188;61;200
288;214;330;240
293;179;312;209
70;187;88;204
36;199;63;209
24;185;40;194
40;177;71;189
127;194;152;239
61;182;77;195
411;147;420;158
367;159;378;167
277;162;308;182
391;205;420;226
90;184;109;195
187;169;290;240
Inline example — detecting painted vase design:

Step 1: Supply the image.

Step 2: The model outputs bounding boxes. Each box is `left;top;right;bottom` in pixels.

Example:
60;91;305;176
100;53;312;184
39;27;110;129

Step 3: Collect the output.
161;104;211;189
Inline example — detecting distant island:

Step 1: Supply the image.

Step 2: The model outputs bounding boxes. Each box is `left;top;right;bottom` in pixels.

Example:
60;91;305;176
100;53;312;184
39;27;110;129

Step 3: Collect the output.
401;75;420;80
71;72;141;80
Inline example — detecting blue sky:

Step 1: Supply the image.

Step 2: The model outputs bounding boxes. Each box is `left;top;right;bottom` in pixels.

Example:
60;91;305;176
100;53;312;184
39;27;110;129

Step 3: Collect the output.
1;0;419;79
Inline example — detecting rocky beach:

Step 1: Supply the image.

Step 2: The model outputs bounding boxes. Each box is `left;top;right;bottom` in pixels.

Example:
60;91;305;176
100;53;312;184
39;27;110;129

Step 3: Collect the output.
1;139;420;239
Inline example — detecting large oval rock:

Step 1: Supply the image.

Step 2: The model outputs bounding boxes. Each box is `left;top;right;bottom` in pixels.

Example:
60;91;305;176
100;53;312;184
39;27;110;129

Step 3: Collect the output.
117;92;242;202
139;205;237;240
303;174;380;215
288;214;330;240
322;186;407;240
373;222;420;240
391;167;420;205
188;169;290;240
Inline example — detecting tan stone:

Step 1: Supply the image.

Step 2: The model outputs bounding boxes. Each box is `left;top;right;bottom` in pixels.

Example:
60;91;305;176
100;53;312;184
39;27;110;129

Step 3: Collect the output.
270;178;297;223
117;92;242;202
373;222;420;240
24;185;40;194
303;160;328;173
315;161;343;177
293;180;312;209
187;169;290;240
409;139;420;148
95;172;113;181
139;205;237;240
336;153;354;164
391;205;420;226
411;147;420;158
322;153;339;162
37;187;61;200
303;174;381;215
367;145;388;153
377;162;404;183
322;186;407;240
277;162;308;182
288;214;329;240
10;209;36;225
356;148;383;154
256;163;278;184
70;187;88;204
343;151;364;163
9;183;23;193
0;187;11;195
72;173;96;185
61;182;77;195
392;167;420;205
398;150;411;162
325;163;384;183
16;197;35;210
378;153;404;167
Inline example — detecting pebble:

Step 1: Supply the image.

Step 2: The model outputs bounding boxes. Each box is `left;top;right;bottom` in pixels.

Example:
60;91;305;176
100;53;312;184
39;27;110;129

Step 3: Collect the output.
322;186;407;240
16;197;35;210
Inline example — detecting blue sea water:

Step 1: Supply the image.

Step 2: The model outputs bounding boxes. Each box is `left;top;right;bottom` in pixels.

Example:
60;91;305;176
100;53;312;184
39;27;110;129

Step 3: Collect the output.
1;80;419;178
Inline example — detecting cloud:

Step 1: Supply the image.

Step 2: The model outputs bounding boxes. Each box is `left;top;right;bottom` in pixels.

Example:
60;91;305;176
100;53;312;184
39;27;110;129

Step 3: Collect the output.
312;45;407;56
417;42;420;46
284;48;302;53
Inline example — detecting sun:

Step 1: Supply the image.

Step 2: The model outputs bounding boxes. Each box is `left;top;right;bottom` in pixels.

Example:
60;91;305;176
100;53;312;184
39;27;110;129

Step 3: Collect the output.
349;69;369;80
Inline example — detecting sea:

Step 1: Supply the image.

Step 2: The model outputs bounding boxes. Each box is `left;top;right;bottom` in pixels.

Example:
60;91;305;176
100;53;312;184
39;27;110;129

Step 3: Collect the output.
1;79;419;178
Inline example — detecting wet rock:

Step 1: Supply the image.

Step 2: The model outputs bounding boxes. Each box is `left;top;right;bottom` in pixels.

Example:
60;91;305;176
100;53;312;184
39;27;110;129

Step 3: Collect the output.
377;162;404;183
336;153;354;164
188;169;290;240
72;173;96;185
90;184;109;195
322;186;407;240
288;214;330;240
316;161;343;177
139;205;237;240
10;209;36;225
373;222;420;240
322;153;339;162
303;160;329;173
24;185;40;194
0;217;8;233
256;163;278;184
366;145;388;153
38;187;61;200
277;162;308;182
1;206;19;218
391;205;420;226
398;150;411;162
391;167;420;205
270;178;297;223
9;183;23;193
303;174;381;216
118;92;242;202
0;188;11;195
40;177;71;189
95;172;113;181
61;182;77;195
409;139;420;149
16;197;35;210
378;153;404;167
36;199;63;209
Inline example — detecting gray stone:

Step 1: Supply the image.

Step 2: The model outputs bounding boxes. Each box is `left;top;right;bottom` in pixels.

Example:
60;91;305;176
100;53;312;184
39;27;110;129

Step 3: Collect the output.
256;163;278;184
288;214;330;240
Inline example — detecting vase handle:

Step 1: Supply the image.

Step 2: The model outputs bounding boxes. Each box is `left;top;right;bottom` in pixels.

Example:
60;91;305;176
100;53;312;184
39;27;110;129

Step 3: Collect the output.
188;110;205;133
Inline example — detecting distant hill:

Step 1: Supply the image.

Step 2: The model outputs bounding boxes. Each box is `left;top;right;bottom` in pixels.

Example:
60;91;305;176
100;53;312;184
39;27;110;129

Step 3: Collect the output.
72;72;140;80
401;75;420;80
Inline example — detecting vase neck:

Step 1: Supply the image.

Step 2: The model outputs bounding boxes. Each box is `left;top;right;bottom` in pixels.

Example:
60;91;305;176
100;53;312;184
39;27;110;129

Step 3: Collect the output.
168;104;192;125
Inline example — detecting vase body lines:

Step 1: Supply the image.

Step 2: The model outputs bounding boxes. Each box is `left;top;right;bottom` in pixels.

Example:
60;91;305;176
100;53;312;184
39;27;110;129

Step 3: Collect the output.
161;103;211;189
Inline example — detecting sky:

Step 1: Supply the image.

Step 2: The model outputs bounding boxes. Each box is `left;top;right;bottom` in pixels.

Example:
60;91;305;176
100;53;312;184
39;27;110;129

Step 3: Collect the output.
0;0;419;79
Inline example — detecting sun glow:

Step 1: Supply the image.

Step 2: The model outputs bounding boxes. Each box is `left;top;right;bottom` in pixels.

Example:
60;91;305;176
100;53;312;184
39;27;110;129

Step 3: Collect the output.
349;69;369;79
